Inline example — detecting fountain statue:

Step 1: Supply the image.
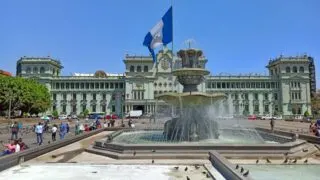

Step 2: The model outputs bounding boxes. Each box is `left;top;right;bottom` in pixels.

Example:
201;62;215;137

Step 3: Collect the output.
155;48;226;141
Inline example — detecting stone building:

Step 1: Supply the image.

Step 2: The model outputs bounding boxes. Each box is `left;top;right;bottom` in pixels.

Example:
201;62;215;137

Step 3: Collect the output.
16;49;314;117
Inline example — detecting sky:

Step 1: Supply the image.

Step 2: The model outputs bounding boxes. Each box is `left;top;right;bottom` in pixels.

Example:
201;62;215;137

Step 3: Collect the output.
0;0;319;87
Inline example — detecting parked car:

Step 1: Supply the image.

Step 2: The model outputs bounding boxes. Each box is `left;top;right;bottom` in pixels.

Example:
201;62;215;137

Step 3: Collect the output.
59;115;67;120
248;115;257;120
272;115;282;120
261;115;273;120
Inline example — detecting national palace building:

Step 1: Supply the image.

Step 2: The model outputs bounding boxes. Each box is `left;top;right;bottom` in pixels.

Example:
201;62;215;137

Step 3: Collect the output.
16;48;316;118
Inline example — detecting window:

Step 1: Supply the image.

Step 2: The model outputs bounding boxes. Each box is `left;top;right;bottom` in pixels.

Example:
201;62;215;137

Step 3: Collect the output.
63;94;67;100
299;67;304;73
244;93;248;100
110;83;114;88
244;105;249;112
130;66;134;72
217;83;221;88
71;83;74;89
293;66;297;73
144;66;148;72
105;83;109;89
76;83;79;89
92;93;96;100
72;106;77;113
119;83;124;89
254;93;259;100
56;83;60;89
274;93;278;100
137;66;142;72
53;94;57;100
95;83;99;89
73;93;77;100
33;67;38;74
62;105;66;113
112;105;115;112
103;94;106;100
40;67;45;74
115;83;118;89
92;105;96;112
52;105;56;111
90;83;94;89
264;93;268;100
86;83;89;89
82;105;86;112
254;105;259;112
26;67;31;73
264;105;269;113
100;83;104;89
286;67;290;73
83;94;86;100
102;105;106;112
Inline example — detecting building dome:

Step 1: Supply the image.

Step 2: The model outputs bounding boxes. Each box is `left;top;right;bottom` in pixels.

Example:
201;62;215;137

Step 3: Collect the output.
94;70;107;78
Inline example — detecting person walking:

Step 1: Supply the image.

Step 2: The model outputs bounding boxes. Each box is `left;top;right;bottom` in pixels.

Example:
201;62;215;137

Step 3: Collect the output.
59;122;67;140
10;122;19;140
35;122;43;145
51;124;57;141
270;118;275;132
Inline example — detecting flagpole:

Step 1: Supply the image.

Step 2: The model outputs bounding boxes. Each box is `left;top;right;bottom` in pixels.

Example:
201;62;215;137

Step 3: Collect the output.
171;0;174;73
170;0;174;118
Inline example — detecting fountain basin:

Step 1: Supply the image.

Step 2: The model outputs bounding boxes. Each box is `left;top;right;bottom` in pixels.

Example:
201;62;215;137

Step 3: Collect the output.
242;164;320;180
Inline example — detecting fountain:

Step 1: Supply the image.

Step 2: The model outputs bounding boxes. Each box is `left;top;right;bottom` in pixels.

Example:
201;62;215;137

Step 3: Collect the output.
156;48;225;141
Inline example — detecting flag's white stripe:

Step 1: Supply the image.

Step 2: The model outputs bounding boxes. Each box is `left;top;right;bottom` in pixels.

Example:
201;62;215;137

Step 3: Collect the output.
150;20;164;49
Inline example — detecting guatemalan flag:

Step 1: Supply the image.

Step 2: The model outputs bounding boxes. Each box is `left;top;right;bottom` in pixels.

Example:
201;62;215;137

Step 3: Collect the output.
143;6;173;63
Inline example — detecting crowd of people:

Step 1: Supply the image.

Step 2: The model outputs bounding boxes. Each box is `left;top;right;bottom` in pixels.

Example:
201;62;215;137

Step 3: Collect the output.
309;120;320;136
1;117;132;157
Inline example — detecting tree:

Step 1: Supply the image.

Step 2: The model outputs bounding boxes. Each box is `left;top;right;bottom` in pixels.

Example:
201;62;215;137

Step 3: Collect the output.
0;76;51;116
83;109;89;117
52;110;59;118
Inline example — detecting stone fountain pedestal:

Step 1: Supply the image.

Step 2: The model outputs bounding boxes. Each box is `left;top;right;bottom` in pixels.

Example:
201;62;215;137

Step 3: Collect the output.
156;48;226;141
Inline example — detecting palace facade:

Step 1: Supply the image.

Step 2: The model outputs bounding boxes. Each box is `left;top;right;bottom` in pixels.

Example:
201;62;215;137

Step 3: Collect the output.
16;49;315;117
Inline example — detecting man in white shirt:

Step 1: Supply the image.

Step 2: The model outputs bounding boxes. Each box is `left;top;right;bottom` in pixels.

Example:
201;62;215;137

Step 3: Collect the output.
52;124;58;141
14;140;20;153
35;122;43;145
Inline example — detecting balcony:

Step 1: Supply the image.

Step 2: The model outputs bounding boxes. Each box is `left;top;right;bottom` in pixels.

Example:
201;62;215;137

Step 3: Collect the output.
60;100;67;105
90;100;97;105
100;100;107;105
80;100;87;105
69;99;77;105
263;100;271;105
253;100;259;105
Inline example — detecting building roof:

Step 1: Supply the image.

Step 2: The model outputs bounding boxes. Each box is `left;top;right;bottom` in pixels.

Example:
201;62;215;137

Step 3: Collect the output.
0;70;12;76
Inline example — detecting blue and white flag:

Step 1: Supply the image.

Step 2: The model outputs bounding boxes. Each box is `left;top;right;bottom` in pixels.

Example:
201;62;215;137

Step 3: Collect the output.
143;6;173;63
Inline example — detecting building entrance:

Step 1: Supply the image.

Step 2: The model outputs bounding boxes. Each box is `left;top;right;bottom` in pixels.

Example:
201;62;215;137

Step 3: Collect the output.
133;105;145;113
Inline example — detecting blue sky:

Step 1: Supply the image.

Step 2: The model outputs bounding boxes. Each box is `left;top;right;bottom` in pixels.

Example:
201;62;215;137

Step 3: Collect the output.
0;0;319;86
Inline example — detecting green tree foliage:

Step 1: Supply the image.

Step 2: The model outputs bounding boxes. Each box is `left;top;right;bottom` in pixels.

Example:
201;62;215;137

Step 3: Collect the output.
52;110;59;118
0;76;51;115
83;109;89;117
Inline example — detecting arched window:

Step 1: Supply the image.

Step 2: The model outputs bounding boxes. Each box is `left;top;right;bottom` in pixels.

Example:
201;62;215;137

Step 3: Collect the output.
33;67;38;74
144;66;148;72
40;67;45;74
293;66;297;73
137;66;142;72
26;67;31;74
130;66;134;72
285;67;290;73
299;67;304;73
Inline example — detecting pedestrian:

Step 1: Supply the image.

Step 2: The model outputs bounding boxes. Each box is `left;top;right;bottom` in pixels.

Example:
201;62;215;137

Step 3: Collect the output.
17;122;23;137
66;122;70;133
10;122;19;140
59;122;67;140
51;124;57;141
35;122;43;145
270;118;275;132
